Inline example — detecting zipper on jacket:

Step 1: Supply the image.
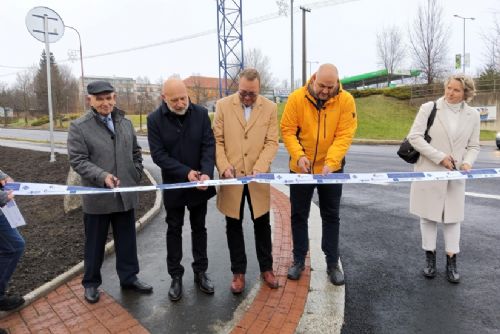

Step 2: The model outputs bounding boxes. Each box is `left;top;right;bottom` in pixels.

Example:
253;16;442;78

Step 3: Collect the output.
324;113;327;139
311;109;321;173
305;95;323;174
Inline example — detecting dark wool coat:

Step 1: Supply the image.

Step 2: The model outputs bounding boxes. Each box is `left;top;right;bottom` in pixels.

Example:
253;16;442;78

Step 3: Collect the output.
67;108;143;214
147;101;216;208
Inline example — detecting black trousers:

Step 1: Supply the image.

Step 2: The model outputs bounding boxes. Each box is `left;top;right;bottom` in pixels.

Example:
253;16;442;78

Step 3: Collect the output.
226;185;273;274
165;201;208;277
290;181;343;267
82;209;139;288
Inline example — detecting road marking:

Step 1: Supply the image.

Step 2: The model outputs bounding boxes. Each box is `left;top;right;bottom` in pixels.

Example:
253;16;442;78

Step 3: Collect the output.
466;192;500;200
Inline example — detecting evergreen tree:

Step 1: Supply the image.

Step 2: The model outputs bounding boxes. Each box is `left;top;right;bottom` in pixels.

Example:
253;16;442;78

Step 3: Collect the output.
34;50;79;120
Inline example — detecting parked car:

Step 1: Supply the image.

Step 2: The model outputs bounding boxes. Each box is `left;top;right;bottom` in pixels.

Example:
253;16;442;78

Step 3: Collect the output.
496;131;500;149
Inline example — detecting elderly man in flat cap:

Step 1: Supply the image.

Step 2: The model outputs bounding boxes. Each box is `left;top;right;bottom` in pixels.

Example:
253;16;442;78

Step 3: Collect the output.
67;80;152;304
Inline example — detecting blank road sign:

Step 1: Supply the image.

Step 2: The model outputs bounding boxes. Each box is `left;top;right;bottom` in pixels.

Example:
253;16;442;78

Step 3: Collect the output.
25;6;65;43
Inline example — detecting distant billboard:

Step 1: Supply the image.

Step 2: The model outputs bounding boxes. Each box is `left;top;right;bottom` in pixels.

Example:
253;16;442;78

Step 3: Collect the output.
0;107;13;117
475;106;497;121
274;88;291;97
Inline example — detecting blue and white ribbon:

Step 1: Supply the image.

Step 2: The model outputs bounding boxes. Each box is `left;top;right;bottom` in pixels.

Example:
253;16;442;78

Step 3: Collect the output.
4;168;500;196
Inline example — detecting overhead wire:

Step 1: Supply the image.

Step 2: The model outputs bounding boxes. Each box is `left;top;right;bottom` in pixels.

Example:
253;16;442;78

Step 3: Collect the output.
1;0;358;78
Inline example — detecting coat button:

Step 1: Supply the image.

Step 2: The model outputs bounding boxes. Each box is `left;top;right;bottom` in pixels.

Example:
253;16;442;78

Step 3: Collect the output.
240;171;244;174
244;153;248;157
244;135;248;139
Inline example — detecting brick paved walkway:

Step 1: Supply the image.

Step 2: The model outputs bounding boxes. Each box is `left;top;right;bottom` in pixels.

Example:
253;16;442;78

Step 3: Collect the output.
230;187;311;334
0;187;309;334
0;277;148;333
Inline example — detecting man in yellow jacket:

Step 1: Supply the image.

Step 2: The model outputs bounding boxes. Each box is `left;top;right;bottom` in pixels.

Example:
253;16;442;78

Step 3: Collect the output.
280;63;357;285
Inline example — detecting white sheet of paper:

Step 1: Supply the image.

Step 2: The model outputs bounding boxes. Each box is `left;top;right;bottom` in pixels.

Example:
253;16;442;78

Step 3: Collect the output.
1;200;26;228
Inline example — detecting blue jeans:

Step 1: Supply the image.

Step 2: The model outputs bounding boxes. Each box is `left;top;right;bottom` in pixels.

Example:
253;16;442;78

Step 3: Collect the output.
290;179;343;267
0;214;25;296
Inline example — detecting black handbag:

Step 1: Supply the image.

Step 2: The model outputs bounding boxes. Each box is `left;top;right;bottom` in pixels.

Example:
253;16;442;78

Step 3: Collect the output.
397;102;437;164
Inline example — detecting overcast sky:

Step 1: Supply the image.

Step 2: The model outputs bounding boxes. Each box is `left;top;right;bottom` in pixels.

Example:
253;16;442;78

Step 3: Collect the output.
1;0;498;87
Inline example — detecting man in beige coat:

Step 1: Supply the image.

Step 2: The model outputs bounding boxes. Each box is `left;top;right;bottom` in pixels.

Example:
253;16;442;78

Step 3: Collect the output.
213;68;279;294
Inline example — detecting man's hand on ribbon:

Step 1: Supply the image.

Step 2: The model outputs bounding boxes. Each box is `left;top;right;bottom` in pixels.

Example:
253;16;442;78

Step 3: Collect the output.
104;174;120;188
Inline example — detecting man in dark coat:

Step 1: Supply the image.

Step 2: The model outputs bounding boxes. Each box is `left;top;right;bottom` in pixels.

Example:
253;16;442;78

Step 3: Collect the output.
147;78;216;302
67;81;152;304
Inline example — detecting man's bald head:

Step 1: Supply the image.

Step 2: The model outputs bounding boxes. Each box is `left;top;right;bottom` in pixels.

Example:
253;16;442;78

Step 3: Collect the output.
311;63;340;101
316;64;339;82
162;78;189;115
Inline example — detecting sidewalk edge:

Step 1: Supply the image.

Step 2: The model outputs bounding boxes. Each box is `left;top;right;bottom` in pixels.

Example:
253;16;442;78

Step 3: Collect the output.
273;184;345;334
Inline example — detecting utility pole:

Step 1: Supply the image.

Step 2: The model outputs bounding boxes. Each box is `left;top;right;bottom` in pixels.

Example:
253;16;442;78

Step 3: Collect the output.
453;14;475;73
290;0;294;91
65;25;86;112
300;6;311;86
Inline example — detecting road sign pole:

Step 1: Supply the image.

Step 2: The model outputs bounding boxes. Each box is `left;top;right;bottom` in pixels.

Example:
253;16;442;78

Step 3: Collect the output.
26;6;65;162
44;15;56;162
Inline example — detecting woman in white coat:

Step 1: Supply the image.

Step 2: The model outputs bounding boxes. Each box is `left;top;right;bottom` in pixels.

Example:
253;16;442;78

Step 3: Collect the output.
408;74;480;284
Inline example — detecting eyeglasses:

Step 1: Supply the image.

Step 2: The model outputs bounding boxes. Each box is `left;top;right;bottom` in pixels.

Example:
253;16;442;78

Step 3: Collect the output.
239;90;257;98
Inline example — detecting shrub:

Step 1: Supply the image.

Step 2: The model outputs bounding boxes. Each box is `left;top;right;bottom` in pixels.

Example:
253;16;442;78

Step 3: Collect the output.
349;88;383;98
382;86;411;100
348;86;411;100
31;117;49;126
61;113;80;122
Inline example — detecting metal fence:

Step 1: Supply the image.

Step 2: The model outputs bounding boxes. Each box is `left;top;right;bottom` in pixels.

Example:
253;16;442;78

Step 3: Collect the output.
410;78;500;100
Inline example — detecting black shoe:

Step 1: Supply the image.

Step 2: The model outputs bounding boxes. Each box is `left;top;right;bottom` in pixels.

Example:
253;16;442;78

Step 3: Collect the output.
423;250;437;278
194;272;214;294
121;279;153;294
83;287;100;304
287;262;305;280
446;254;460;284
168;276;183;301
0;328;8;334
0;294;25;311
327;264;345;286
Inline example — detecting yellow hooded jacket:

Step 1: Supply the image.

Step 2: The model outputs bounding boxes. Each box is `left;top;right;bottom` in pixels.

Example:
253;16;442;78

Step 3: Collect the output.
280;83;357;173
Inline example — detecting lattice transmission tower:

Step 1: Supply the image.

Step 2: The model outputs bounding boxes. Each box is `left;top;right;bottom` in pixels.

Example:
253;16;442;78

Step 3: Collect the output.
216;0;244;97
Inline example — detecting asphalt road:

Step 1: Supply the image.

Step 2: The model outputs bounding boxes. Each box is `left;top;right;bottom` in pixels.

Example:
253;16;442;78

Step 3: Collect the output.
340;144;500;334
2;129;499;333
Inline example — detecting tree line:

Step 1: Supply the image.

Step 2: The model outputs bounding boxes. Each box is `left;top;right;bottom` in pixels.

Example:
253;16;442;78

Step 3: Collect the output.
377;0;500;85
0;50;79;126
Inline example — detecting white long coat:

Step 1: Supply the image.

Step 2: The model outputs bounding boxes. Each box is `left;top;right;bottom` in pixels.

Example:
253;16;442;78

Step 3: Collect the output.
408;97;480;223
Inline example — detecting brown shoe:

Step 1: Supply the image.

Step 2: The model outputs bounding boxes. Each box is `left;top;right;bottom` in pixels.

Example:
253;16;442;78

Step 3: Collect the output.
261;271;279;289
230;274;245;294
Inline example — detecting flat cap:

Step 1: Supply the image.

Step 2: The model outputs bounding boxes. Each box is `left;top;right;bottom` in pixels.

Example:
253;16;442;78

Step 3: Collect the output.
87;81;115;95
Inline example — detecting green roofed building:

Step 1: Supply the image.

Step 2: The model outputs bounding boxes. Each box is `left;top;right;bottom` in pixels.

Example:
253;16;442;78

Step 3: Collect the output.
340;69;421;89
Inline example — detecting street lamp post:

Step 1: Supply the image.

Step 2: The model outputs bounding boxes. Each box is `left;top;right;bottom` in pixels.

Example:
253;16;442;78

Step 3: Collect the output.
453;14;475;73
300;6;311;86
290;0;294;91
306;61;319;78
65;25;86;112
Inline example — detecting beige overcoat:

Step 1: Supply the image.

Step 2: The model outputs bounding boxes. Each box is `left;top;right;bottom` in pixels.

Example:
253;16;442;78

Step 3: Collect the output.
213;93;279;219
408;97;480;223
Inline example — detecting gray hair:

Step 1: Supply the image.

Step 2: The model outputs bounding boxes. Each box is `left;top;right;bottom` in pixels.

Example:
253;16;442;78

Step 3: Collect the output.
444;74;476;102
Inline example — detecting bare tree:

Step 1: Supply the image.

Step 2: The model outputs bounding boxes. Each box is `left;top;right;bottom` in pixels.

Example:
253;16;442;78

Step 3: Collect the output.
53;65;79;124
14;68;36;126
376;26;406;85
188;75;209;105
168;73;181;80
408;0;449;84
243;48;276;91
481;15;500;74
227;48;275;92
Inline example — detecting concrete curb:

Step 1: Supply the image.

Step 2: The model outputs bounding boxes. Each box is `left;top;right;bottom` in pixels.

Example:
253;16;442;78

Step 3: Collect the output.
273;185;345;334
5;168;162;312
